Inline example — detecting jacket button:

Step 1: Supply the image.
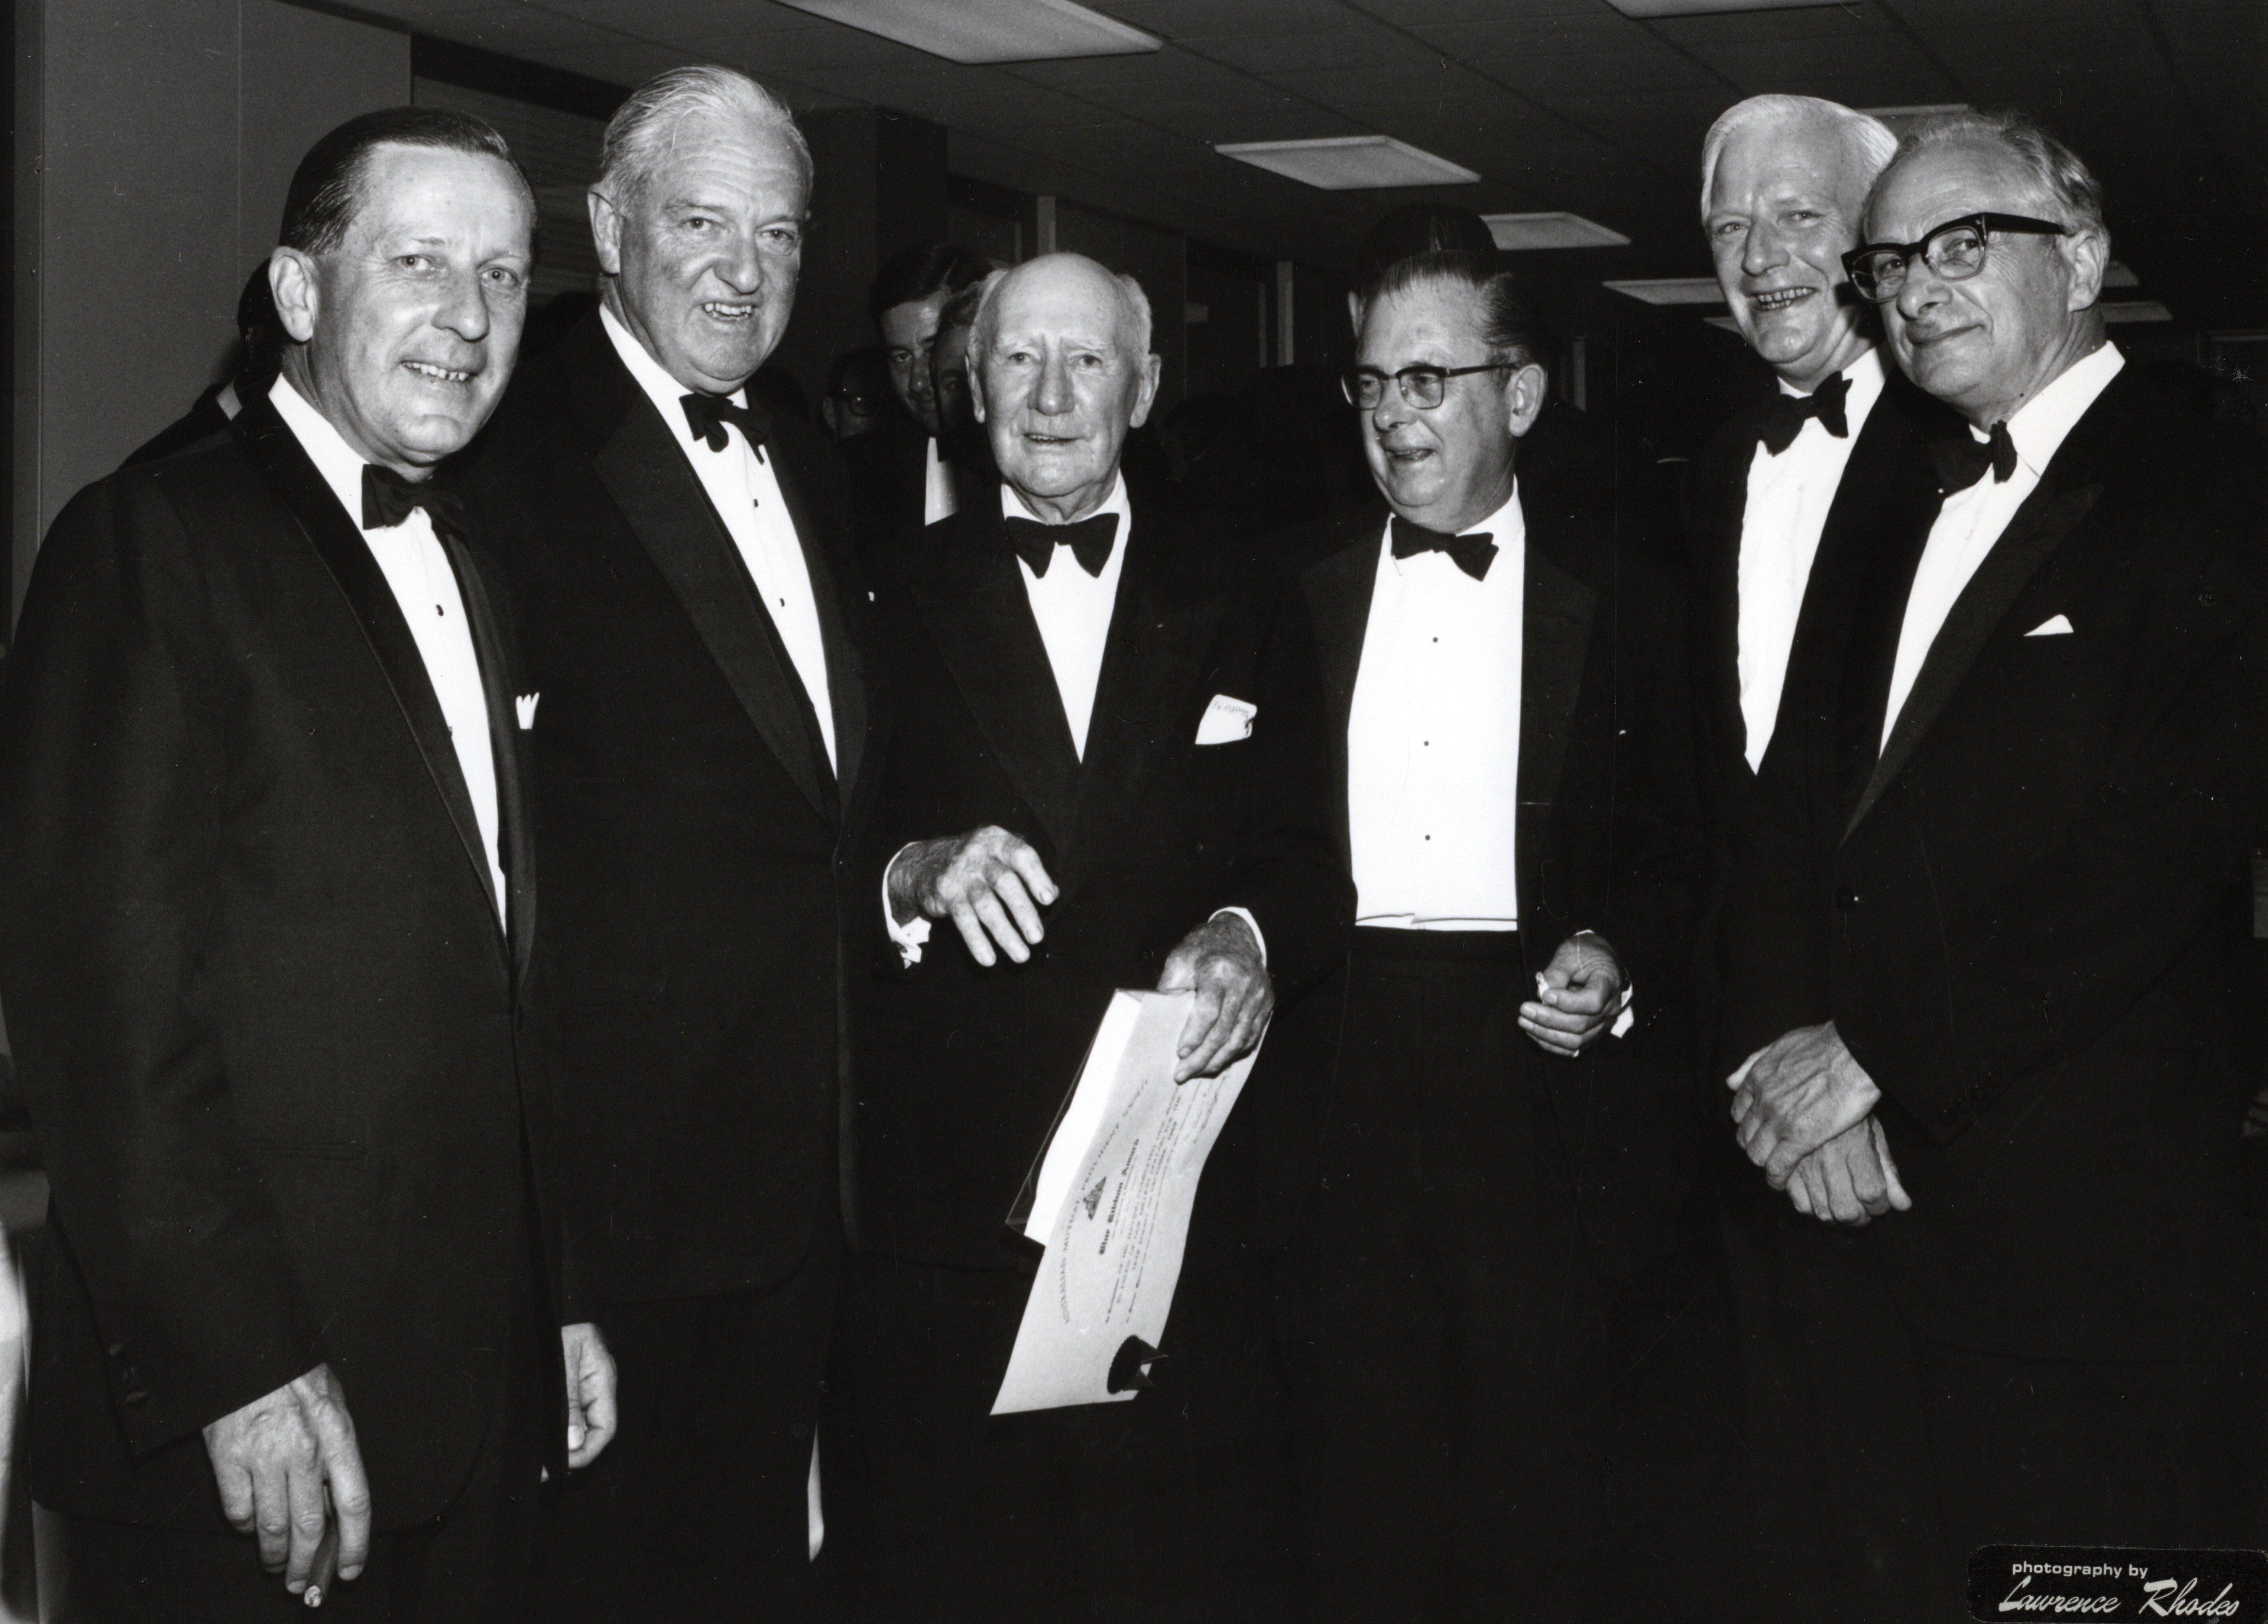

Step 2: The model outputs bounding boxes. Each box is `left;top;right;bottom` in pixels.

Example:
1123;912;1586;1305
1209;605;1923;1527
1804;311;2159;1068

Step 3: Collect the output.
1834;885;1860;911
1136;943;1158;969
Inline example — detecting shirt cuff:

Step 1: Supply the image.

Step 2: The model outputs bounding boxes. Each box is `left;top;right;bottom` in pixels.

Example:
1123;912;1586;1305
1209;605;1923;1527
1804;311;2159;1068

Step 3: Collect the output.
1210;906;1266;967
883;845;932;968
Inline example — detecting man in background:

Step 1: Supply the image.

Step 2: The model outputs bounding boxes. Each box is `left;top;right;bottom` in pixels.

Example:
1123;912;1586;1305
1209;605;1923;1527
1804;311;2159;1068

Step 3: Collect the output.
0;106;608;1620
840;241;991;553
468;65;880;1622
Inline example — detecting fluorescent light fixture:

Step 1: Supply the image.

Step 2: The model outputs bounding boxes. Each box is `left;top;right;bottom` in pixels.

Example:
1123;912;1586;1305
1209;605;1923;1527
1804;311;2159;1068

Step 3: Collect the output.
1215;135;1480;190
2101;301;2173;324
1704;315;1742;333
773;0;1160;64
2105;261;2139;289
1604;277;1725;305
1857;103;1973;135
1607;0;1837;15
1484;212;1629;250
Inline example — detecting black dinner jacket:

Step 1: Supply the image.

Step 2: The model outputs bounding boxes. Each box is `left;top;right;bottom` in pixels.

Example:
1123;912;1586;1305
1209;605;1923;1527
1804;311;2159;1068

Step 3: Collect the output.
840;406;931;560
851;479;1353;1273
1291;452;1708;1280
1722;363;2268;1361
0;395;554;1532
466;309;884;1306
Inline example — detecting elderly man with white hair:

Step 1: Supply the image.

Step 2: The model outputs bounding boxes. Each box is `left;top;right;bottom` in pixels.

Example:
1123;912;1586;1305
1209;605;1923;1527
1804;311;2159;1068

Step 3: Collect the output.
1721;108;2267;1616
467;65;882;1621
827;250;1349;1619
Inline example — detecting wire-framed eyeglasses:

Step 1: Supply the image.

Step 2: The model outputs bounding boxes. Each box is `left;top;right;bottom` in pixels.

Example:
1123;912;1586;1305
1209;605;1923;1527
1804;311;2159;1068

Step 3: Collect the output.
1340;362;1516;411
1841;213;2070;304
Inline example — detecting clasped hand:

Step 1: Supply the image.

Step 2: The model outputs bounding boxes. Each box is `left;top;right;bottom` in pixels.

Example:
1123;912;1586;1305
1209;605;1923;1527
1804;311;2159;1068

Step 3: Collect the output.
891;826;1271;1081
1516;932;1625;1058
1728;1021;1911;1225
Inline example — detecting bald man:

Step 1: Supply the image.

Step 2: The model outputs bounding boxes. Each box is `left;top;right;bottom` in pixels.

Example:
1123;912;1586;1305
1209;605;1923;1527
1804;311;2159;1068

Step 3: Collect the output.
828;252;1349;1620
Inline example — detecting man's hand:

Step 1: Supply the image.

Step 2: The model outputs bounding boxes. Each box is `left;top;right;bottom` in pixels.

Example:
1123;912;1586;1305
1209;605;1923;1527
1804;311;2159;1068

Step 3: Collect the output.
203;1363;370;1594
561;1322;618;1471
888;827;1059;967
1729;1020;1882;1190
1517;932;1625;1059
1785;1115;1913;1225
1157;914;1273;1083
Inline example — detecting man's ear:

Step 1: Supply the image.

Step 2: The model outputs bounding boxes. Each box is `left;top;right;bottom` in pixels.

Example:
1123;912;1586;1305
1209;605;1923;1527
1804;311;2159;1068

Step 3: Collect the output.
269;249;319;346
588;187;624;278
968;361;988;425
1128;353;1164;430
2061;223;2108;314
1504;362;1549;438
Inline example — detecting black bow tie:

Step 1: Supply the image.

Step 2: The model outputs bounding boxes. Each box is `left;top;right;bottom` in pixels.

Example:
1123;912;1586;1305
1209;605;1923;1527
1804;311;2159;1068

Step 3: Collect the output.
1931;420;2020;492
1758;370;1851;455
362;464;468;542
1005;513;1118;578
681;392;767;454
1390;515;1497;581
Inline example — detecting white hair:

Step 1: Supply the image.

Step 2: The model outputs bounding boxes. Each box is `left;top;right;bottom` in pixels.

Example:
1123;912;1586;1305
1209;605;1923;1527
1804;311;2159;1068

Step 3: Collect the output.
1698;94;1899;221
971;253;1153;363
598;64;811;202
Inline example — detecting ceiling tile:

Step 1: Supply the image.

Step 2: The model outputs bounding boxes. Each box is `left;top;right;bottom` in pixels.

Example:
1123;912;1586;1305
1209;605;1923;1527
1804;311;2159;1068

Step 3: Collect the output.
534;0;824;35
412;5;638;56
1192;25;1447;76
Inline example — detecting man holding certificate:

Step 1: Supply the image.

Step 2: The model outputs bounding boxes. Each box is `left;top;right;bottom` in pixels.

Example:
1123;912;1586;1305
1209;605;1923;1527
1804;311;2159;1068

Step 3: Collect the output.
828;251;1351;1621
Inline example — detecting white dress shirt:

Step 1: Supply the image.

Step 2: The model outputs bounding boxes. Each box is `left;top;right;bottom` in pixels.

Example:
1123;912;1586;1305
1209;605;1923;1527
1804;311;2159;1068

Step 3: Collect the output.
1347;487;1527;930
1737;346;1887;770
269;375;509;924
1881;342;2124;749
601;303;837;770
923;436;959;526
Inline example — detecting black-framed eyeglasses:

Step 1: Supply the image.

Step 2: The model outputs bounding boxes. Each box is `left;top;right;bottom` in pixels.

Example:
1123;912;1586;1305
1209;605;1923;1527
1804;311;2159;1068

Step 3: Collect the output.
1340;362;1515;411
1841;213;2069;304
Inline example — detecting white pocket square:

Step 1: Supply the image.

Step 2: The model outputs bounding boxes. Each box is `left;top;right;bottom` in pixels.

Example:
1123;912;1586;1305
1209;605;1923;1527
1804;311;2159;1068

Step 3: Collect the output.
2024;614;2074;638
516;692;541;729
1195;693;1257;745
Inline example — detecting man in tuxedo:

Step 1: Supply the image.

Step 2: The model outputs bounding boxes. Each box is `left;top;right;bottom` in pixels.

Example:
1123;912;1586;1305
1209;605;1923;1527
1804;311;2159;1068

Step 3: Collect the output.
841;241;992;555
827;251;1349;1620
1723;110;2267;1613
464;65;879;1621
1278;241;1704;1620
0;107;610;1621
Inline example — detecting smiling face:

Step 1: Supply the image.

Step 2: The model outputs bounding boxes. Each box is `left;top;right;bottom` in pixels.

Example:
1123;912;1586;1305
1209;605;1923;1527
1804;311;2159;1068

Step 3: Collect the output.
593;108;807;395
1705;117;1874;392
272;143;534;477
971;256;1160;522
880;290;951;433
1355;275;1542;535
1868;137;2106;427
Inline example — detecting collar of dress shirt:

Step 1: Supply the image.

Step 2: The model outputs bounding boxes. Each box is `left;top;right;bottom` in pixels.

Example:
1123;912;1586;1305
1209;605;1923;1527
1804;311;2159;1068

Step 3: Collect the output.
601;300;752;455
1001;470;1132;559
1775;342;1888;432
1985;340;2124;481
1382;479;1525;577
271;374;405;528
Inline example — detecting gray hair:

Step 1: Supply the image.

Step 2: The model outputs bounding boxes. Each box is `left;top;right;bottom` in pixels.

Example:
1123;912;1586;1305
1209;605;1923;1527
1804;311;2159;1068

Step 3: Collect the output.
597;64;811;203
1698;94;1899;222
1874;107;2108;241
971;253;1154;362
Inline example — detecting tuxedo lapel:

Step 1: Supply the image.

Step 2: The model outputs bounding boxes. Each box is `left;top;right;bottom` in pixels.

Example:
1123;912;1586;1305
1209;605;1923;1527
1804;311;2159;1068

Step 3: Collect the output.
1847;479;2103;840
1064;528;1224;891
447;539;536;977
232;401;505;937
911;500;1083;853
1300;530;1382;874
1697;411;1762;779
590;388;831;821
765;426;870;812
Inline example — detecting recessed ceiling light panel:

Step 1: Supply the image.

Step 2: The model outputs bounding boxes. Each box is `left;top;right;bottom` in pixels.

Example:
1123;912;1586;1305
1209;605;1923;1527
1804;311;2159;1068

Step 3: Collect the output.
1607;0;1838;15
1485;212;1629;250
1604;277;1725;305
1215;135;1480;190
2105;261;2139;289
774;0;1161;64
2101;301;2173;324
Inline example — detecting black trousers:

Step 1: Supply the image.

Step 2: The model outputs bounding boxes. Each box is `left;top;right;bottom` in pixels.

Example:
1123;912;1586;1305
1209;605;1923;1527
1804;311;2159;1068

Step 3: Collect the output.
1726;1175;2262;1623
522;1222;839;1624
1276;929;1615;1624
45;1300;546;1624
825;1246;1298;1623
